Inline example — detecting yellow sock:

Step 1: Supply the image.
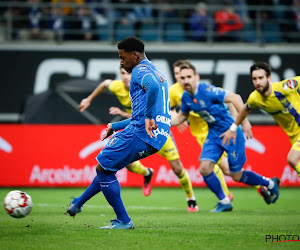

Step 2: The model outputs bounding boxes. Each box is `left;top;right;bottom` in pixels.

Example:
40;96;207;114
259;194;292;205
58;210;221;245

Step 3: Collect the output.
213;165;231;197
295;162;300;177
178;169;194;199
126;161;148;176
252;185;260;189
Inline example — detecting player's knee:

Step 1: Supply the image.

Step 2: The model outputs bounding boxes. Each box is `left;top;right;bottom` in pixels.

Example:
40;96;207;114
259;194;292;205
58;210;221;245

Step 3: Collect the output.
218;160;230;175
199;165;211;176
169;159;183;176
287;154;298;168
96;163;105;172
218;164;230;176
229;172;242;182
231;174;241;182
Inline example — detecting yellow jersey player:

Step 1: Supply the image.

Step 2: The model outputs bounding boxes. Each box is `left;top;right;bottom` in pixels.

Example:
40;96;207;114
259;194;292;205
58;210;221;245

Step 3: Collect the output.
222;61;300;179
79;66;199;212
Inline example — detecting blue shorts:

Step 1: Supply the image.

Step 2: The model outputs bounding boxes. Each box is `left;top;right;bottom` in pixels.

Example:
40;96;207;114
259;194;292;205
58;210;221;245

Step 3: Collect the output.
96;130;158;172
200;127;246;173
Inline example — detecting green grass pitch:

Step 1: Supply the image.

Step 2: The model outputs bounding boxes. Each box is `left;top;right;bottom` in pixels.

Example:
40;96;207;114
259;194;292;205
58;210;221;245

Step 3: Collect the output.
0;187;299;249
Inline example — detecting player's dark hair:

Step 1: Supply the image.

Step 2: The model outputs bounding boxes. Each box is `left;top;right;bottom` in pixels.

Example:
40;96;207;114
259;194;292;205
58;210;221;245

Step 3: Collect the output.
173;59;190;69
117;36;145;53
179;63;197;75
250;62;272;77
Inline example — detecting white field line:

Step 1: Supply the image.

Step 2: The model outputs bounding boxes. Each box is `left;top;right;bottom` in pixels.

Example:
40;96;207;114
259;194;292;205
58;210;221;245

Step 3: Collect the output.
37;203;184;211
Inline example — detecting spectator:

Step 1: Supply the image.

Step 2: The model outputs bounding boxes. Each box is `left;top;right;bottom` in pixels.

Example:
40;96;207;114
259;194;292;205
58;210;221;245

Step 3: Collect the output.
270;0;294;42
133;0;153;22
159;1;178;24
214;0;243;42
291;0;300;42
18;0;48;40
188;2;211;41
132;0;155;35
247;0;273;21
51;0;84;16
3;0;28;40
111;0;136;27
233;0;250;24
46;4;66;41
87;0;108;27
77;6;96;40
86;0;108;41
27;0;43;39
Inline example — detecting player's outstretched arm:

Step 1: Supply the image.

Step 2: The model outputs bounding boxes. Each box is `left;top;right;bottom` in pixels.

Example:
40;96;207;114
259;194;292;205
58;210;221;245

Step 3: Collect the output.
171;108;188;133
109;107;132;118
171;111;188;126
220;105;251;146
79;79;112;112
227;101;252;140
239;106;252;139
177;120;189;133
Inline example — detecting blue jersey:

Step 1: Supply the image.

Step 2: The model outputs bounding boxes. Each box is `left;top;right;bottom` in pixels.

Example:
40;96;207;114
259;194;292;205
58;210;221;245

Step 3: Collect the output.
181;82;246;170
126;58;171;150
181;83;234;137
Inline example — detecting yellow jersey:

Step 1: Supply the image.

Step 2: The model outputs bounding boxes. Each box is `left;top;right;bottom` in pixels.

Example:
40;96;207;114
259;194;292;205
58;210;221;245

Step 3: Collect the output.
107;80;132;114
169;82;208;145
246;76;300;144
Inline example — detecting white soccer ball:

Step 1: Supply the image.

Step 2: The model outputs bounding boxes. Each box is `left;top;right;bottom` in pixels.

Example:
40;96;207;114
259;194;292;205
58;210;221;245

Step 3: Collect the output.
3;190;33;218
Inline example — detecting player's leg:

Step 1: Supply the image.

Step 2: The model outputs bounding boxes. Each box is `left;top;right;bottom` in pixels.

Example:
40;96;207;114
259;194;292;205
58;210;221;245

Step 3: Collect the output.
97;134;157;229
214;154;233;201
158;135;198;212
217;152;271;204
66;175;101;216
96;165;132;226
67;161;155;216
228;128;280;204
287;140;300;177
200;135;233;212
200;160;233;213
126;161;154;196
168;159;198;211
197;135;233;202
231;171;280;204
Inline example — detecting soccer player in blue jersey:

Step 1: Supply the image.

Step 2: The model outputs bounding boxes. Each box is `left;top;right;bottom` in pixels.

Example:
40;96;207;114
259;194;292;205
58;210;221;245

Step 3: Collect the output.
171;63;280;212
67;36;171;229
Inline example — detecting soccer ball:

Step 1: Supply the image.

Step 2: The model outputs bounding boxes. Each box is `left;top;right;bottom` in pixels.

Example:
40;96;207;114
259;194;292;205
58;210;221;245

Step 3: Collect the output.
4;190;33;218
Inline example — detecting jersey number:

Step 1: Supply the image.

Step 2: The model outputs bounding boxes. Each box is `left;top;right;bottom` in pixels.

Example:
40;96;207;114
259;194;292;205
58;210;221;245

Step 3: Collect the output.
162;86;171;115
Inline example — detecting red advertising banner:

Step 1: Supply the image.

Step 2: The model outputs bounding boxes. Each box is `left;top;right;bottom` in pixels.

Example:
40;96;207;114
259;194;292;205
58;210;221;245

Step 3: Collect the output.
0;125;299;187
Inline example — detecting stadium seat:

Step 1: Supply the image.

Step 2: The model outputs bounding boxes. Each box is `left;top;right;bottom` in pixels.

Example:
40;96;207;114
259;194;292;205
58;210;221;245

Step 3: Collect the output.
242;23;257;43
164;23;185;42
98;24;110;41
262;22;284;43
140;22;160;41
114;23;135;41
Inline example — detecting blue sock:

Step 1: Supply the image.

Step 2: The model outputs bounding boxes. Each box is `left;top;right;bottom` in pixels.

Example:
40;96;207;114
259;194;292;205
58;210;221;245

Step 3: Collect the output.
73;175;101;208
240;170;269;186
97;170;130;223
203;172;226;200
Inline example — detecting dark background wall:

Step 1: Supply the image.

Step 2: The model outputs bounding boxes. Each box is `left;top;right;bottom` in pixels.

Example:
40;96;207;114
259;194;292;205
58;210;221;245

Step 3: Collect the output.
1;46;299;124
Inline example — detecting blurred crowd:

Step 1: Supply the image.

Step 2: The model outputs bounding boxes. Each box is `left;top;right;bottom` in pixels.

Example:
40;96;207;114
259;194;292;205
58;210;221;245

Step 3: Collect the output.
0;0;300;43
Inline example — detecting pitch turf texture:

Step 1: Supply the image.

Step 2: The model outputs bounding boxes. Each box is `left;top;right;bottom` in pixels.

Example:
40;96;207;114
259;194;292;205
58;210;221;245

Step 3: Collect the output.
0;187;299;249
